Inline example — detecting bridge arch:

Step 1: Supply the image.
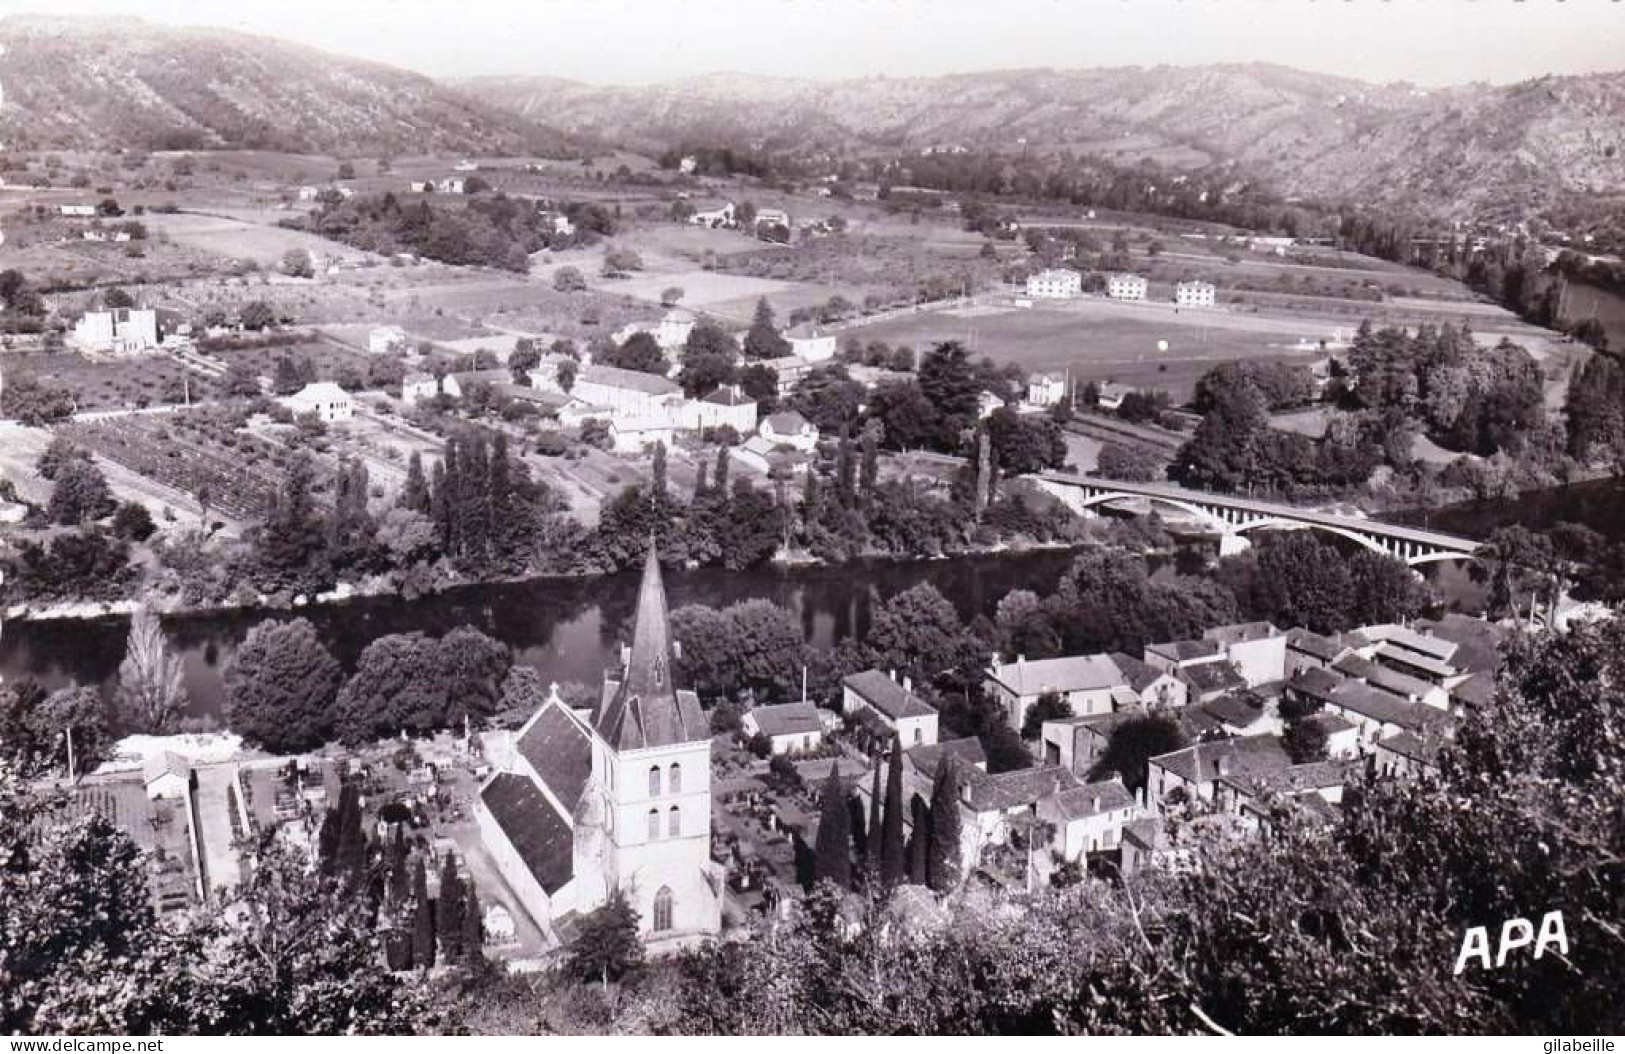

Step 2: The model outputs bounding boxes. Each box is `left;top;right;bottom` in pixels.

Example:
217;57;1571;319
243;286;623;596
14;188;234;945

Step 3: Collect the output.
1073;491;1224;530
1227;517;1393;557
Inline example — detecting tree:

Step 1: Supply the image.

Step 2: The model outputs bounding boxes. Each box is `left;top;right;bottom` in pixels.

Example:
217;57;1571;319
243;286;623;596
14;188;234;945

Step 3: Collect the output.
601;248;643;277
116;606;187;734
437;854;466;961
742;298;790;361
986;406;1066;475
1095;441;1161;482
917;341;981;442
568;888;644;986
553;265;587;292
1020;690;1073;741
1282;714;1329;763
254;453;331;595
48;460;115;525
240;300;275;331
602;331;667;374
223;618;343;753
661;286;685;307
926;760;964;892
280;249;314;279
401;451;431;514
789;365;865;432
37;435;89;481
865;760;884;876
880;736;907;887
1087;713;1187;793
111;501;156;541
461;883;484;962
812;762;853;889
411;858;435;970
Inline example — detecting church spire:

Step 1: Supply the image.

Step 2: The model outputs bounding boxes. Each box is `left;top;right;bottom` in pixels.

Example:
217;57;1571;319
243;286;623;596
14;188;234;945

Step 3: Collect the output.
596;537;700;749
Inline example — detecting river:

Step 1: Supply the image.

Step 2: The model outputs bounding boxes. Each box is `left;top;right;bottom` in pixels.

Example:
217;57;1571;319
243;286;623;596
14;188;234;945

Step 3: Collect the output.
0;547;1115;722
1391;476;1625;542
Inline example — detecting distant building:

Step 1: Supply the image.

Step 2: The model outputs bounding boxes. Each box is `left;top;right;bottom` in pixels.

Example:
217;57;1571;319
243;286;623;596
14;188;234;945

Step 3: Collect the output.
755;207;791;230
1174;280;1216;307
758;410;819;452
401;372;440;406
73;308;159;354
689;203;735;228
759;356;814;399
679;385;758;434
1107;273;1148;301
976;390;1006;420
786;325;837;363
1025;269;1082;299
282;382;354;423
297;186;322;202
369;325;407;355
1026;373;1067;408
656;310;695;351
741;702;824;756
609;414;680;453
59;204;96;217
1039;777;1142;861
1095;382;1132;411
842;669;939;748
987;651;1183;734
442;368;511;401
678;156;698;175
1201;622;1286;687
572;364;683;417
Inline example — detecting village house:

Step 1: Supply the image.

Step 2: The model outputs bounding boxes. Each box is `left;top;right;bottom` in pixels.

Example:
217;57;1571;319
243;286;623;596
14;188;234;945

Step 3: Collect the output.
609;414;680;454
1025;268;1082;299
1095;381;1132;411
570;364;683;417
1215;759;1353;828
949;764;1081;877
679;385;758;434
73;307;160;354
1107;273;1149;301
369;325;407;355
1174;280;1216;307
442;368;512;401
1201;622;1287;687
758;410;819;452
657;310;696;351
1332;653;1451;710
1039;706;1150;775
897;738;989;818
401;372;441;406
786;324;837;363
759;355;814;399
1372;730;1445;781
986;651;1182;735
475;545;723;945
1198;692;1274;737
297;185;322;202
740;702;824;756
1146;735;1292;810
72;770;202;914
1285;627;1351;676
1026;373;1067;408
282;381;354;423
1039;777;1141;861
841;669;939;749
1143;637;1225;676
976;389;1007;420
1317;678;1454;748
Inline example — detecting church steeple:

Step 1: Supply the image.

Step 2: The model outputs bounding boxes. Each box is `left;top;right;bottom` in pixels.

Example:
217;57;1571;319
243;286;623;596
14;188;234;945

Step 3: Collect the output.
596;539;702;749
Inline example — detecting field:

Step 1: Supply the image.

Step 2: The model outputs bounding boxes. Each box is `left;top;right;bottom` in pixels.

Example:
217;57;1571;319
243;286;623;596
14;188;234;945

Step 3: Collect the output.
1;350;220;412
145;210;376;266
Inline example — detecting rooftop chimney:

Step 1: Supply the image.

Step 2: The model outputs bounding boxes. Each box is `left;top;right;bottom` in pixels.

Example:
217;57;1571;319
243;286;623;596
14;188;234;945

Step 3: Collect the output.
902;675;913;693
1217;755;1232;777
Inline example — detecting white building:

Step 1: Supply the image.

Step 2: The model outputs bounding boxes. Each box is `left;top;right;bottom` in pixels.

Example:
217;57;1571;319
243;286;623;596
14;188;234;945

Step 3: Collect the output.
755;207;791;230
1026;373;1067;408
841;669;939;748
1107;274;1148;301
740;702;824;756
758;410;819;452
678;156;698;175
369;325;407;355
1174;280;1216;307
689;203;735;228
59;204;96;217
73;308;159;354
572;364;683;417
475;546;722;945
985;652;1184;735
401;372;441;406
786;325;837;363
1025;269;1082;299
656;311;695;352
679;385;758;434
1201;622;1287;688
609;414;680;454
282;382;354;423
297;186;322;202
1039;778;1141;861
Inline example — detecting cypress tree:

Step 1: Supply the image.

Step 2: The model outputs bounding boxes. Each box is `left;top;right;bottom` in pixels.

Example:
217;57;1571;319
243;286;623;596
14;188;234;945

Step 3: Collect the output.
652;441;669;508
335;782;367;886
462;883;484;961
908;796;930;885
928;759;965;893
865;759;883;877
387;825;409;909
880;735;907;887
438;853;465;960
713;445;730;497
859;423;879;503
812;762;852;889
401;450;430;513
411;858;435;969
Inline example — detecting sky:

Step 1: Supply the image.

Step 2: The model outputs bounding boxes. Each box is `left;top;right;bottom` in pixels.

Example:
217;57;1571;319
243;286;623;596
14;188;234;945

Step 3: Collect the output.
3;0;1622;87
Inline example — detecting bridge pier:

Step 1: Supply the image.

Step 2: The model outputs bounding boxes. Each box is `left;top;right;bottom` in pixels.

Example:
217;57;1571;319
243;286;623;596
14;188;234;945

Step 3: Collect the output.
1218;532;1251;557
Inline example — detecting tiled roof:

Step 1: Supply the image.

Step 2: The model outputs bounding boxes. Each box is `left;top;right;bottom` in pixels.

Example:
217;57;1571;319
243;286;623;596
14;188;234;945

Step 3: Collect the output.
1449;674;1496;709
1329;682;1454;734
964;764;1078;812
1335;653;1439;702
1286;628;1346;661
763;411;811;433
1288;666;1345;702
579;363;680;396
843;669;937;720
480;773;574;895
906;737;987;781
1415;615;1508;675
747;702;823;739
517;703;593;812
1107;652;1167;693
1151;735;1290;785
1202;693;1266;728
1044;778;1136;821
1376;730;1444;763
703;385;755;406
1146;639;1223;663
1178;662;1247;694
1223;759;1353;797
1203;621;1280;646
987;653;1126;697
1357;623;1458;662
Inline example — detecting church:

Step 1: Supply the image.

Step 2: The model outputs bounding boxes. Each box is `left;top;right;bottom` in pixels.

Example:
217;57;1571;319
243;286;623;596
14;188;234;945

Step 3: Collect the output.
475;543;723;945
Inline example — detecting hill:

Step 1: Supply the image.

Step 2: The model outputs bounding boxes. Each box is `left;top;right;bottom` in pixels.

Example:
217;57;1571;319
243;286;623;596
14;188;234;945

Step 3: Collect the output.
458;64;1625;219
0;15;582;156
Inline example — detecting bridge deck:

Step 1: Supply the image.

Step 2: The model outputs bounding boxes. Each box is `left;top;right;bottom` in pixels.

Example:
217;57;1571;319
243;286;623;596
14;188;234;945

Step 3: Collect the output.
1034;473;1480;552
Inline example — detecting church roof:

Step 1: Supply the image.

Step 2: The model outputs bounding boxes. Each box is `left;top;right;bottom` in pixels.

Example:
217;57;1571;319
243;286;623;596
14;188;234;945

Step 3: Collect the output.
516;703;593;811
596;543;708;750
480;773;574;895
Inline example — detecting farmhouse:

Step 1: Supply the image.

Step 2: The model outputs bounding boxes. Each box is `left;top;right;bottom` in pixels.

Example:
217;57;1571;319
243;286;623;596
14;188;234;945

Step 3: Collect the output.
609;414;680;453
572;364;683;417
73;308;159;354
1025;269;1082;299
1174;280;1216;307
758;410;818;452
282;382;354;423
1107;273;1149;301
786;324;837;363
1026;373;1067;408
741;702;824;756
475;546;723;944
679;385;759;434
841;669;939;748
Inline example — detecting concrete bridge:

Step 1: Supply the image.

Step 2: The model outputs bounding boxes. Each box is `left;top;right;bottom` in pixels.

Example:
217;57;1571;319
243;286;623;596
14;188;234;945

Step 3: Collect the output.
1030;473;1482;567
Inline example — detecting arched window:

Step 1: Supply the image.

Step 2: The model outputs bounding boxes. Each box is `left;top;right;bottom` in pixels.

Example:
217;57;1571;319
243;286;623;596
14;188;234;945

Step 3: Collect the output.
667;804;681;837
648;765;661;797
668;762;682;794
647;808;660;839
653;887;674;933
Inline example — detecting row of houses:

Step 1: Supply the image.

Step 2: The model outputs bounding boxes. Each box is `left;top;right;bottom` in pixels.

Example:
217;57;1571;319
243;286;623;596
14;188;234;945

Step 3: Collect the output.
1023;269;1215;307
